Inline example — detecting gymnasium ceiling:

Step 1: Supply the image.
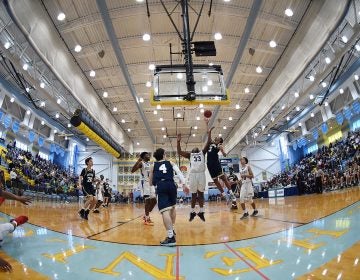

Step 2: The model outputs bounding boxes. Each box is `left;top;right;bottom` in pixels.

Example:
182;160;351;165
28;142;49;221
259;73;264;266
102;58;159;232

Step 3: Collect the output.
0;0;358;154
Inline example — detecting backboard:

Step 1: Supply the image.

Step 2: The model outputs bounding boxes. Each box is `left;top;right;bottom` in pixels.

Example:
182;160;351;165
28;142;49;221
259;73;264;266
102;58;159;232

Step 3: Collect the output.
151;64;230;106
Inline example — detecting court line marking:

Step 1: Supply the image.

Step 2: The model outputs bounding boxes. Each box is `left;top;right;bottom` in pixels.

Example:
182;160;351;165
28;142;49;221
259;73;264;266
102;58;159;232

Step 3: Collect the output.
254;216;306;225
87;214;143;239
176;246;180;280
224;242;270;280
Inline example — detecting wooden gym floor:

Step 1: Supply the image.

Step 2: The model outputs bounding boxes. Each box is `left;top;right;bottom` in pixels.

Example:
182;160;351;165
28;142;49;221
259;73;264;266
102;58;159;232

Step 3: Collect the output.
0;187;359;279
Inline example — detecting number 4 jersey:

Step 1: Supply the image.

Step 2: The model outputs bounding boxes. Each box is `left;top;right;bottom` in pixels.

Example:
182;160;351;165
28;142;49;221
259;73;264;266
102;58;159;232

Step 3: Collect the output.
190;152;205;173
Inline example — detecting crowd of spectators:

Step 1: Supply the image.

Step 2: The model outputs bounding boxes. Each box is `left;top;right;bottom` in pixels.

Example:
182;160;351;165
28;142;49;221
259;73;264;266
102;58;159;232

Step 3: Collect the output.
265;130;360;194
2;142;78;201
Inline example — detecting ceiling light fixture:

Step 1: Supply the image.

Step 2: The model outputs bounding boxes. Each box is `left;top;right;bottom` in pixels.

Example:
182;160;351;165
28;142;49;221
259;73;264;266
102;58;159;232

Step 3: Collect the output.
339;88;344;94
128;128;131;132
113;107;118;112
156;104;161;110
223;126;227;130
309;94;314;100
229;117;233;121
244;87;250;93
142;33;151;41
41;120;45;125
10;97;14;103
121;119;125;123
321;82;327;88
153;110;157;115
294;91;299;98
26;110;31;115
103;91;108;98
325;57;331;64
74;45;82;52
149;64;155;71
256;66;263;73
40;82;45;88
341;35;348;43
176;73;183;79
23;63;29;71
355;74;359;80
207;80;213;86
57;12;66;21
192;133;196;137
146;81;152;87
55;113;60;118
159;117;163;122
214;32;222;40
139;97;144;103
4;42;11;49
57;98;61;104
269;40;277;48
311;112;315;117
309;75;315;81
235;104;240;109
40;101;45;107
67;123;71;128
296;106;300;111
284;8;293;17
161;127;165;131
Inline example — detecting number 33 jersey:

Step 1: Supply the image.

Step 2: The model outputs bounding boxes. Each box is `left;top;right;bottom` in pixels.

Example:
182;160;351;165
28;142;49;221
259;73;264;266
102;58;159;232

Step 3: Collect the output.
190;152;205;173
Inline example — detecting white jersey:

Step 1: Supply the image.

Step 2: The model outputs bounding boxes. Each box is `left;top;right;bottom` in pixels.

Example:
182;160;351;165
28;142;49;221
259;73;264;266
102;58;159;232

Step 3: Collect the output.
190;152;206;173
240;164;251;183
141;161;151;183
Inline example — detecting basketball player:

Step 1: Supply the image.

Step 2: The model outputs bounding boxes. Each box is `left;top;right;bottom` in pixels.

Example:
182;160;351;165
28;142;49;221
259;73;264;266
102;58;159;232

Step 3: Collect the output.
78;157;97;220
228;167;240;210
131;152;157;225
149;148;188;246
0;189;31;272
93;175;105;213
206;136;237;204
102;178;111;207
177;127;214;222
239;157;258;219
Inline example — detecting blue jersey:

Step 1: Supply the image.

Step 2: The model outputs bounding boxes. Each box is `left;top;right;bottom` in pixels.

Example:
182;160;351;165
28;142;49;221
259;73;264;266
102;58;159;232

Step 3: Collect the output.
152;161;174;186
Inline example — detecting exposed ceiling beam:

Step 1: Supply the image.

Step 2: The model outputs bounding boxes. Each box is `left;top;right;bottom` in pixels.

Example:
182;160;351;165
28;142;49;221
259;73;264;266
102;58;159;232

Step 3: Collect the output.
96;0;155;143
206;0;263;137
58;3;295;34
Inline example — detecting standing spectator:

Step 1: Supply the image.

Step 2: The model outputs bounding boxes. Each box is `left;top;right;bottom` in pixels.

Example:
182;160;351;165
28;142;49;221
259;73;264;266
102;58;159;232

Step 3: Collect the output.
314;166;324;194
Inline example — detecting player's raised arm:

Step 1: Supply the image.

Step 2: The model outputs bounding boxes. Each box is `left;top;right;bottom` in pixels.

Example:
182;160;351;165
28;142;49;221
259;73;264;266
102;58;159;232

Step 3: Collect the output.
202;126;214;154
177;134;191;159
131;156;143;173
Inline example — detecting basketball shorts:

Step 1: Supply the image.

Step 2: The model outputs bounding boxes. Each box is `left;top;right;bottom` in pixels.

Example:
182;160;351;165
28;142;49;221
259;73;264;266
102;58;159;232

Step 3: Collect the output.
240;182;254;202
96;191;103;202
207;162;223;179
188;172;206;193
82;185;95;196
156;181;177;213
142;182;156;197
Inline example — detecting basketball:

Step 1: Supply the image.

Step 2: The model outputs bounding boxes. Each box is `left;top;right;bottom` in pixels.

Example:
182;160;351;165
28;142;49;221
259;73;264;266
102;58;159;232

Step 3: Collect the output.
204;110;212;118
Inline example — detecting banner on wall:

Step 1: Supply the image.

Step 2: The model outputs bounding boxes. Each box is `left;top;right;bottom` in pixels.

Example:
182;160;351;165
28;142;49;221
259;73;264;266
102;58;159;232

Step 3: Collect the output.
336;112;344;125
313;129;319;140
321;123;328;134
38;137;44;147
28;131;35;142
292;142;297;150
343;107;352;120
3;115;11;129
352;101;360;114
11;121;20;133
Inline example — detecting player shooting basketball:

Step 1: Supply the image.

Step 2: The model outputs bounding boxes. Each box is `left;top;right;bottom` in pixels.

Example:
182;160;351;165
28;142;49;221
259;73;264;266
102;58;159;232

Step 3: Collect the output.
177;126;214;222
131;152;157;225
205;126;237;204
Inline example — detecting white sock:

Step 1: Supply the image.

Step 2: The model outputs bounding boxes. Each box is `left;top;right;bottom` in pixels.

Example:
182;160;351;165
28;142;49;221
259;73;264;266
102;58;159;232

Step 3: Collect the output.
229;190;234;195
167;229;174;238
199;207;204;213
191;208;195;213
244;208;248;214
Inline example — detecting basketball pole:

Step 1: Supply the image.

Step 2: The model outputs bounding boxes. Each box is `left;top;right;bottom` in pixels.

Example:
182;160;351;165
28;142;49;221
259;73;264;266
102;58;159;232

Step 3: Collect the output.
181;0;196;101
